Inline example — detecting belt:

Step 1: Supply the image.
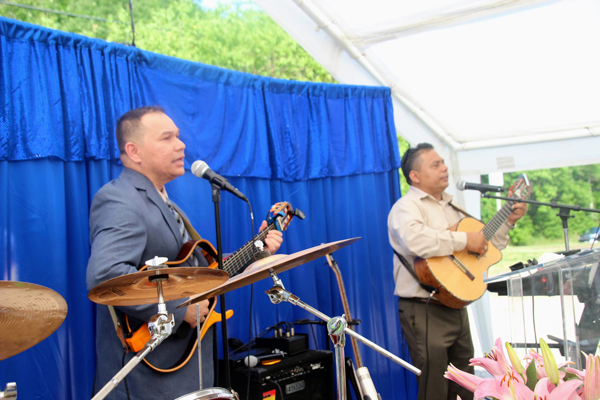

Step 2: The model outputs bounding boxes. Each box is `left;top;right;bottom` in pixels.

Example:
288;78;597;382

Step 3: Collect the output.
399;297;445;307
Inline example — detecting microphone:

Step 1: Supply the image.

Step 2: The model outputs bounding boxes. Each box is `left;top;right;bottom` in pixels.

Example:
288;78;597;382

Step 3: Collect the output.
191;160;248;202
457;181;506;193
243;353;284;367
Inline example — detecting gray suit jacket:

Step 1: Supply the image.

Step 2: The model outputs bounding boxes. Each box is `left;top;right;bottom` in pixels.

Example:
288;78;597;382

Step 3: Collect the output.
87;167;213;400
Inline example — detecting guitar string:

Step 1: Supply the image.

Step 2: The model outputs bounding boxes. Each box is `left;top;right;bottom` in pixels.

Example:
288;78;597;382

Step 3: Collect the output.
452;195;517;273
223;225;275;276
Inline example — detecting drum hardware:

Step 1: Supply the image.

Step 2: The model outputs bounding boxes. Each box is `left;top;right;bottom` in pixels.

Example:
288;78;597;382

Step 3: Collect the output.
89;258;229;400
177;238;362;308
0;382;16;399
327;315;347;400
174;387;238;400
88;263;229;307
0;281;68;361
174;238;418;399
264;270;421;400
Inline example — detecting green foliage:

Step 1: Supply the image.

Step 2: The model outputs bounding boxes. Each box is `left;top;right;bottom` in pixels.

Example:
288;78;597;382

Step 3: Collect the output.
525;355;539;390
481;166;600;246
397;134;410;195
0;0;334;82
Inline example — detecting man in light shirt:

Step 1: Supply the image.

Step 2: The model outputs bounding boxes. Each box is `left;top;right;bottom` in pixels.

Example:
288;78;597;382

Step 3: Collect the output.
388;143;526;400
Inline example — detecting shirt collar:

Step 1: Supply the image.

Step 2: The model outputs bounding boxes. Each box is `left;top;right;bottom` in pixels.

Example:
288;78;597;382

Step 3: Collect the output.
156;186;169;203
408;185;454;204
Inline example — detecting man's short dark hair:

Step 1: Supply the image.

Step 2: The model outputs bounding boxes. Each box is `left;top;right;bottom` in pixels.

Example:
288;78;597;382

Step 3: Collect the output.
116;106;165;154
401;143;434;185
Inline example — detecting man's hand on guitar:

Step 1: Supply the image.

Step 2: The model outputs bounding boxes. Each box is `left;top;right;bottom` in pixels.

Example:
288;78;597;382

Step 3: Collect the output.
508;201;527;225
506;188;527;225
466;232;488;255
259;220;283;255
183;299;210;328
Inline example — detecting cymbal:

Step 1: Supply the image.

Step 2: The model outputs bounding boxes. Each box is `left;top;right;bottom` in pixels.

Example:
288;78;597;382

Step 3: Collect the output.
178;237;360;309
88;267;229;306
0;281;68;361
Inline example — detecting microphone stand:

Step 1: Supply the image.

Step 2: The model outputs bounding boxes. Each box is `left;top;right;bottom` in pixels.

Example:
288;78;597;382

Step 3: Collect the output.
211;183;231;389
481;194;600;253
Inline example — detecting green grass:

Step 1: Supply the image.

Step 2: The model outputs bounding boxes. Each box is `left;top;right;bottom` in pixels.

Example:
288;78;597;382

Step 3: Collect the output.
489;237;597;275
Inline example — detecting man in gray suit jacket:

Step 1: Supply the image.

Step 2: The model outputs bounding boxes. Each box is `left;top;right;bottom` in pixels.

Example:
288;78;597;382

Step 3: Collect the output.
87;106;283;400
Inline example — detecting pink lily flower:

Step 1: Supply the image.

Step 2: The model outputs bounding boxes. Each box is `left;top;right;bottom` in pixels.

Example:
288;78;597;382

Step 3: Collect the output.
524;348;573;381
473;374;534;400
583;354;600;400
445;364;484;392
534;377;582;400
470;338;512;378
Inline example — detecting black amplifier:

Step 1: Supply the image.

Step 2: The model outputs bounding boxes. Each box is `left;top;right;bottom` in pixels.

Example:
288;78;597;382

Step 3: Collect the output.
223;350;334;400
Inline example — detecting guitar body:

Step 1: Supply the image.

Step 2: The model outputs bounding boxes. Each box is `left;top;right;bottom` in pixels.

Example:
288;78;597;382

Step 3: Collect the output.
414;217;502;309
128;201;303;372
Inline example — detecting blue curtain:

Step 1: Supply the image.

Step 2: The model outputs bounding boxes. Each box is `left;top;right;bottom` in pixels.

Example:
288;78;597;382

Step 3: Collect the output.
0;17;415;400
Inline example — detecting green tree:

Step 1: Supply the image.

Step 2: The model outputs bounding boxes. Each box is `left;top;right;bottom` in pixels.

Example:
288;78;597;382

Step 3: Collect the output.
397;134;409;195
481;166;600;246
0;0;334;82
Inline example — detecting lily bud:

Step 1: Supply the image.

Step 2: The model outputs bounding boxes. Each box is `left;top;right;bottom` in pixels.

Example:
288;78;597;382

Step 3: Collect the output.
505;342;524;374
540;338;559;385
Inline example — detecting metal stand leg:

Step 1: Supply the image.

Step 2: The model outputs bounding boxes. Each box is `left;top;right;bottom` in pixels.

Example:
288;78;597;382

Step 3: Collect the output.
265;282;420;376
196;304;203;390
0;382;16;399
327;315;347;400
92;263;176;400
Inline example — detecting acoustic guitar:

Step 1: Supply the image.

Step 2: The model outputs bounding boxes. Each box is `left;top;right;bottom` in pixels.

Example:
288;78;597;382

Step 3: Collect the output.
125;201;304;372
414;174;532;309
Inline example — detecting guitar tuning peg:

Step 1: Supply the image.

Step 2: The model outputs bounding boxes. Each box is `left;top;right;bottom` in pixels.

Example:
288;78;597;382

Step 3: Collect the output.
293;208;305;220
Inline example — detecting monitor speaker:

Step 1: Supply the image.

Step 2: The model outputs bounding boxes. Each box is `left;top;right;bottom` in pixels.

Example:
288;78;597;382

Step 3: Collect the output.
222;350;334;400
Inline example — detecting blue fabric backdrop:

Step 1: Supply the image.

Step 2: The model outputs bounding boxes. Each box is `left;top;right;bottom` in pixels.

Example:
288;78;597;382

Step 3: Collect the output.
0;17;416;400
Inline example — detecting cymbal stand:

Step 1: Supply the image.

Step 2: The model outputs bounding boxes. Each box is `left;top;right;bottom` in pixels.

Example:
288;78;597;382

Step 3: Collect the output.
0;382;16;399
327;315;347;400
92;271;175;400
265;269;420;400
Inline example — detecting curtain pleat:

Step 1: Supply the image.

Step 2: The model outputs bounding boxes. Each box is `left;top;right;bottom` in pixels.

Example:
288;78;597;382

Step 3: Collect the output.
0;16;415;400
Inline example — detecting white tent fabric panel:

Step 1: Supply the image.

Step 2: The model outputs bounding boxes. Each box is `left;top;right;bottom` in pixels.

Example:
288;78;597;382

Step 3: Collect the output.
254;0;600;358
255;0;600;156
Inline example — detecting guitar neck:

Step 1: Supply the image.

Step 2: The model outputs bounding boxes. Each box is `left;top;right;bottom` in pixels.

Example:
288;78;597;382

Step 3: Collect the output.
222;225;274;276
482;200;515;241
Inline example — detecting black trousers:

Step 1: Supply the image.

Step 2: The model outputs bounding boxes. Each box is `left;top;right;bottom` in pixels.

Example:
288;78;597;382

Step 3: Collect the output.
398;298;474;400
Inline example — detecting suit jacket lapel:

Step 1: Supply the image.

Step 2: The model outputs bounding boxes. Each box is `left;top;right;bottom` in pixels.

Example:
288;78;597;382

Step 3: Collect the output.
121;168;182;248
169;201;202;241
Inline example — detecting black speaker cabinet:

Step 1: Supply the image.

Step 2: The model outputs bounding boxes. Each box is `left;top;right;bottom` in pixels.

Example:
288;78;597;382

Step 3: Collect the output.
224;350;334;400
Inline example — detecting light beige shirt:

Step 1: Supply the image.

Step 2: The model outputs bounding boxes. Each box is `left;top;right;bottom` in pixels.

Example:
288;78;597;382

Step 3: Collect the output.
388;186;511;298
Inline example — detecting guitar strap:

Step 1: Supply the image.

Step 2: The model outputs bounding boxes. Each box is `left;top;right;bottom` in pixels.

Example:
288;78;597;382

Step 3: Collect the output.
392;249;438;294
448;200;478;220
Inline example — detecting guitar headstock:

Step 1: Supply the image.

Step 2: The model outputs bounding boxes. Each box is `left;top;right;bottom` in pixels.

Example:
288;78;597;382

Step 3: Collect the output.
266;202;305;232
509;173;533;201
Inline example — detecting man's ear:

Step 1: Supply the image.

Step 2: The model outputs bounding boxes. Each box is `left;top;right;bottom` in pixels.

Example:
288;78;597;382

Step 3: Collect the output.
125;142;141;164
409;170;420;184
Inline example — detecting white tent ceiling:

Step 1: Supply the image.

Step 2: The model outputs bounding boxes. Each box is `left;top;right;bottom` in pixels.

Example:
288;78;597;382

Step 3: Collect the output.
254;0;600;210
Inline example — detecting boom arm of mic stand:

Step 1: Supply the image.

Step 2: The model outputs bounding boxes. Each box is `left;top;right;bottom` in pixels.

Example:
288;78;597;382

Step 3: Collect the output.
483;194;600;252
481;194;600;214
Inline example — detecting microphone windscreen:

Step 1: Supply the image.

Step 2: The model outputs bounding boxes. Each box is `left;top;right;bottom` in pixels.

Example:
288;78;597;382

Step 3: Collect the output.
244;355;258;368
191;160;209;178
456;181;466;191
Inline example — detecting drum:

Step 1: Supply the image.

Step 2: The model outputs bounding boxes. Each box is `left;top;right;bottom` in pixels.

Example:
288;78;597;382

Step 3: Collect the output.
175;387;238;400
